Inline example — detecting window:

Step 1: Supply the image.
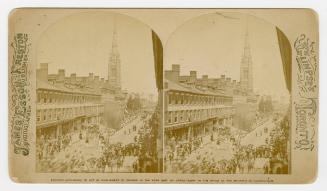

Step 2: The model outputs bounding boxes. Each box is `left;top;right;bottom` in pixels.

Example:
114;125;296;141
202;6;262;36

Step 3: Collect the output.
57;109;60;120
243;70;249;79
43;110;47;121
52;109;56;120
167;112;172;124
168;94;171;104
187;111;191;122
264;127;268;133
48;109;52;120
37;93;41;103
36;110;41;122
43;94;47;103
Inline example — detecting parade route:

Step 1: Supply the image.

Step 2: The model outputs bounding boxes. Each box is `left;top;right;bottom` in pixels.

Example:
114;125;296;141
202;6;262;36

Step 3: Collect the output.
109;115;144;145
165;131;235;173
36;111;156;173
165;115;285;174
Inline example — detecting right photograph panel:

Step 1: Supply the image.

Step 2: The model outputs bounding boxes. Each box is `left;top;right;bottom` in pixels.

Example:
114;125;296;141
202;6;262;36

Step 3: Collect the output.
163;12;291;174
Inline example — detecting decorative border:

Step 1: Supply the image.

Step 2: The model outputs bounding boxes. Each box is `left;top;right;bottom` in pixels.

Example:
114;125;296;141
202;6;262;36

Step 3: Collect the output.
294;34;318;151
9;33;31;156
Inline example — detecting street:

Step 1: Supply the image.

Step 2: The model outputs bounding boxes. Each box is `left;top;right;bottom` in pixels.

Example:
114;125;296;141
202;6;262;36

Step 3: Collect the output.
165;115;283;174
109;115;148;145
36;112;154;173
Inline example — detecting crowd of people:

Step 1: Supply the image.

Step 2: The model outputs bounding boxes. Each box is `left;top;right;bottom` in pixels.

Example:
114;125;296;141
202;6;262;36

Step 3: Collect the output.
165;115;289;174
166;137;203;165
187;144;271;174
36;124;100;172
36;134;71;162
36;110;160;173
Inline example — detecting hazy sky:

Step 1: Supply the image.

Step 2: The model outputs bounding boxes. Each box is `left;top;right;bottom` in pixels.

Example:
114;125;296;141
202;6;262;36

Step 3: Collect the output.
37;12;157;96
164;12;289;96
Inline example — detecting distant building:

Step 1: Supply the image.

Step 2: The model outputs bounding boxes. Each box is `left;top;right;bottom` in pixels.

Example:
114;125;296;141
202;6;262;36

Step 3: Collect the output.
163;28;259;142
108;22;122;92
240;26;254;93
165;64;251;97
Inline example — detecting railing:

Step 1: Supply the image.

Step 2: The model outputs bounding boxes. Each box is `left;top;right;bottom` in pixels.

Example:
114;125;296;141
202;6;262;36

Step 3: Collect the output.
167;104;234;111
36;105;104;125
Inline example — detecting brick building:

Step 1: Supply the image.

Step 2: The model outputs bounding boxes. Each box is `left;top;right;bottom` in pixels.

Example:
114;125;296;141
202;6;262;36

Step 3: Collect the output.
164;64;236;144
36;63;105;141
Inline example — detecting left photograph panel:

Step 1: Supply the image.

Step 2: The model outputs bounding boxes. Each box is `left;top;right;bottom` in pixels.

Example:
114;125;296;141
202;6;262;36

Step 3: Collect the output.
29;11;163;173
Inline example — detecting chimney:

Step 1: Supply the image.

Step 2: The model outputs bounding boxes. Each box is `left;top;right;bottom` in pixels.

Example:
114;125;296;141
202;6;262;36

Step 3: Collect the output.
57;69;65;82
37;63;48;82
202;75;208;80
189;71;197;84
202;75;209;87
164;64;180;83
70;73;76;83
94;76;99;80
172;64;180;73
190;71;197;78
94;76;100;85
88;73;94;82
40;63;48;70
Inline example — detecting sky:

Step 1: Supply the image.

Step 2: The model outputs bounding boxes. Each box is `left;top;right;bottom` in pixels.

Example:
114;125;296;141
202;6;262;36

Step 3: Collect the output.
37;11;158;97
164;12;289;96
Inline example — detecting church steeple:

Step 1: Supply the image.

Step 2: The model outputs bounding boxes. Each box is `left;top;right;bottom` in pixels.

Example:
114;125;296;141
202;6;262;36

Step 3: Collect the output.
108;17;121;91
111;20;119;55
240;17;253;93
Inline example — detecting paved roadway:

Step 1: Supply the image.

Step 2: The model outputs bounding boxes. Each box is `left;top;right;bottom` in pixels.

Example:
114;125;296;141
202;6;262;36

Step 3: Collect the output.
165;117;280;174
165;132;235;173
240;117;277;146
109;114;150;145
41;113;151;172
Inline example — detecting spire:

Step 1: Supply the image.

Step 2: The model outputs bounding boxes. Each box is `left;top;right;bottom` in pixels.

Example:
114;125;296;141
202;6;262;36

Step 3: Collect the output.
240;16;253;93
111;17;119;55
243;16;250;55
108;17;121;91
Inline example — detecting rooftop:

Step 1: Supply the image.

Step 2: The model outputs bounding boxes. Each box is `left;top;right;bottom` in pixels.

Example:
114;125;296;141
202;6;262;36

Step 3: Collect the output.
37;80;101;96
165;79;231;98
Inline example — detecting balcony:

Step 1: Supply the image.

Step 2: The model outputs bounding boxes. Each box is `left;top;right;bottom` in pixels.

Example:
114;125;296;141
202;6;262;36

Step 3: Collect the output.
167;104;234;112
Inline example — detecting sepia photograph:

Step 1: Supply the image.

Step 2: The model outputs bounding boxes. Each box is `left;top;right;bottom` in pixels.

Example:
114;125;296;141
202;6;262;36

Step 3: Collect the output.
7;8;318;184
163;12;291;174
34;12;162;173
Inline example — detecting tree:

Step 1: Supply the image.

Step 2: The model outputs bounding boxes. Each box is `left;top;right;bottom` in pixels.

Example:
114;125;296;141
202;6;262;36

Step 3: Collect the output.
234;103;256;132
258;96;274;114
259;97;265;113
137;104;160;173
265;96;274;113
269;114;290;159
126;94;142;112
